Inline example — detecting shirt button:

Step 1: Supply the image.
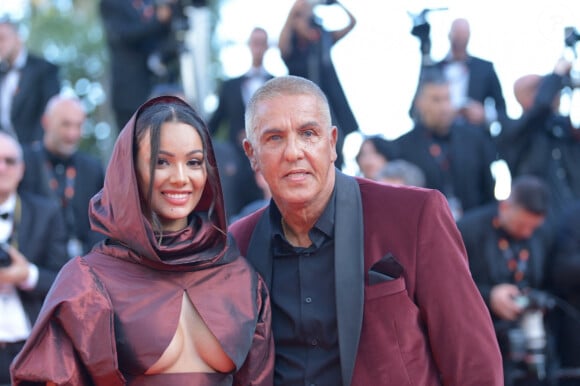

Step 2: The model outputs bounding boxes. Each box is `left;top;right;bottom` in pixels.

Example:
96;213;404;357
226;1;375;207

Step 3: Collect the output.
305;297;312;303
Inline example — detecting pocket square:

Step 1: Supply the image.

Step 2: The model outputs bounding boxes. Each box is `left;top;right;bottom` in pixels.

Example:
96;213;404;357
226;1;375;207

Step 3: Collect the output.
368;253;404;284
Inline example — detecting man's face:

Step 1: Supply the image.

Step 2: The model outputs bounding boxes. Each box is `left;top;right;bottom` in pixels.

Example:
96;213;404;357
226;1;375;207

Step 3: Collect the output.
244;93;337;210
0;135;24;203
449;19;470;53
416;83;455;134
43;100;85;158
0;23;20;64
499;202;545;240
248;29;268;63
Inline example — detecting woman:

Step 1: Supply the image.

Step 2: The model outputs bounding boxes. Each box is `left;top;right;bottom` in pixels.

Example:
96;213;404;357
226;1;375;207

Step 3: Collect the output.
355;136;396;180
10;96;274;385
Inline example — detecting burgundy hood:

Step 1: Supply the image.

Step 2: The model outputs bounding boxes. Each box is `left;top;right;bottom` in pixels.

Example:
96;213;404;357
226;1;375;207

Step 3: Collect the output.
89;96;232;271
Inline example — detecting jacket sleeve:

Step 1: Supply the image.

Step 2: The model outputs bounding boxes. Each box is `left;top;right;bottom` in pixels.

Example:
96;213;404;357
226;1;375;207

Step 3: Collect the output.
233;273;274;386
416;190;503;385
11;258;125;386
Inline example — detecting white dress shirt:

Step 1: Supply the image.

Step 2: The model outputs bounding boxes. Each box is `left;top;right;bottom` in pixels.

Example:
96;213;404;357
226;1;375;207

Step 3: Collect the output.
0;193;37;342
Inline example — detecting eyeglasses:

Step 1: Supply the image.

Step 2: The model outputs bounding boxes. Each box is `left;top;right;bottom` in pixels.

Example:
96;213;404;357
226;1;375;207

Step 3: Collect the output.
0;156;20;167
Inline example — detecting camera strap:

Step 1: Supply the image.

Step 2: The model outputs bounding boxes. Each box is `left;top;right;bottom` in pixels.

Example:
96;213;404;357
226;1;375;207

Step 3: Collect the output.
7;195;21;251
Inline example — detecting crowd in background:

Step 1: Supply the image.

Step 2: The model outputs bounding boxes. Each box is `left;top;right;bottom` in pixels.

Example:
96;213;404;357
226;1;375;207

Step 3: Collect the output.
1;0;580;385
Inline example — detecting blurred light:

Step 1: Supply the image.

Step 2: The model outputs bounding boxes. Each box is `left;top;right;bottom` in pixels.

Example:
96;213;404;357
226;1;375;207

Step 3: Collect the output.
74;78;91;96
94;122;111;141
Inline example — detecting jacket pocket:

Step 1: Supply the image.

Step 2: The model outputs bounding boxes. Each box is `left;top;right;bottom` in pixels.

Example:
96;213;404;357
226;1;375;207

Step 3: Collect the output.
365;276;406;300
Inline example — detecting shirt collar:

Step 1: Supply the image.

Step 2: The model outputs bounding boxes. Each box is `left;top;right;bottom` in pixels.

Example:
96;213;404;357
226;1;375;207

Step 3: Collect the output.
0;193;17;215
270;187;336;241
12;48;27;71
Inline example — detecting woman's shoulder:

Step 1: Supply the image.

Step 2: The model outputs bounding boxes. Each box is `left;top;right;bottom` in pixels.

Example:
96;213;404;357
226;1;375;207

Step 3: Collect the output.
44;255;113;312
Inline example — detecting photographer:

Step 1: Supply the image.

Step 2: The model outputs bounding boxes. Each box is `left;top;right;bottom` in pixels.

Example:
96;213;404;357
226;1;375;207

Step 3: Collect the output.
0;131;68;384
551;199;580;386
99;0;175;131
496;56;580;222
457;175;555;386
278;0;358;168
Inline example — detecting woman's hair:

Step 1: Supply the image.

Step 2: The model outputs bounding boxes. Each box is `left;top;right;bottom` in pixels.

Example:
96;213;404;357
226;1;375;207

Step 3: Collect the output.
133;98;219;230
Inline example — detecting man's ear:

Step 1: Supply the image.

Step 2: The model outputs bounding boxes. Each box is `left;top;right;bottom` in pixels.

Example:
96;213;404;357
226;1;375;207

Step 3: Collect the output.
242;138;258;171
330;126;338;163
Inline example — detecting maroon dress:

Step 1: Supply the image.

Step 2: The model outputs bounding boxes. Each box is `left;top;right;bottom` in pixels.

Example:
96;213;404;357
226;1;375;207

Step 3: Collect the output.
10;96;274;386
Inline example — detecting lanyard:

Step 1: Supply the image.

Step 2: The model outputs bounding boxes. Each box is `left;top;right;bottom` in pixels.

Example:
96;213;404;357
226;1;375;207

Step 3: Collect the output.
46;161;76;208
493;217;529;286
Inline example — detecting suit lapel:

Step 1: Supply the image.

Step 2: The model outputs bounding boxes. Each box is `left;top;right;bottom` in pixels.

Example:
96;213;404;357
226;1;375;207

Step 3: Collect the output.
245;207;274;288
334;171;364;386
11;63;29;117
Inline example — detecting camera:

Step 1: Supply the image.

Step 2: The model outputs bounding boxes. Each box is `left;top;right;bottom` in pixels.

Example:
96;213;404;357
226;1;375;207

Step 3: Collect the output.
506;290;556;381
565;26;580;49
0;242;11;267
564;26;580;89
149;0;198;82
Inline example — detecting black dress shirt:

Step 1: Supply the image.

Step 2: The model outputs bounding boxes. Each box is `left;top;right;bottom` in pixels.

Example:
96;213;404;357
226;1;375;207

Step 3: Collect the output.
270;189;341;386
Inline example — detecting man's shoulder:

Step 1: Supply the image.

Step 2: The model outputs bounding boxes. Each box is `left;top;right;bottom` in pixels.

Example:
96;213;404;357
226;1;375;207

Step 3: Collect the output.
19;189;60;213
356;176;434;205
457;203;497;227
229;207;267;252
468;55;494;69
25;53;58;71
74;151;104;171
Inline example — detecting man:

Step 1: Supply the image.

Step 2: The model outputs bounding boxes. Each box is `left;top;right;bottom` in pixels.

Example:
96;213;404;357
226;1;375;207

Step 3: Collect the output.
19;95;105;259
279;0;358;168
551;200;580;386
99;0;174;131
410;18;507;130
0;131;68;384
394;68;497;220
209;27;273;218
457;175;553;386
439;18;507;127
0;18;60;144
496;57;580;220
209;27;272;147
229;75;503;385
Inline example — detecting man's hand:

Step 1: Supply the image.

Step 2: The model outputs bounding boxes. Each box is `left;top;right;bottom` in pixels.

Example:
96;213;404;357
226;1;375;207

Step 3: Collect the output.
489;283;523;321
458;99;486;125
0;245;30;285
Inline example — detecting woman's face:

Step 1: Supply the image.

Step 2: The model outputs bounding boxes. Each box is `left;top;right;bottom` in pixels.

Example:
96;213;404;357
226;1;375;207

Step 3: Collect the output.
357;140;387;179
136;121;207;232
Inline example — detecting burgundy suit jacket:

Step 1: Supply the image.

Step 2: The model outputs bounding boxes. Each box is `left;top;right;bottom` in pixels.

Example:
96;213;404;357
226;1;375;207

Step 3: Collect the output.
229;170;503;386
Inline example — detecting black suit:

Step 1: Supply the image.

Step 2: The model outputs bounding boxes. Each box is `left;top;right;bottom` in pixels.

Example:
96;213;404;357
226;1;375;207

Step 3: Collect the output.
0;191;68;384
551;200;580;386
209;73;272;218
3;54;60;144
441;56;507;124
209;72;273;146
392;121;496;214
410;56;507;126
19;144;105;256
99;0;171;130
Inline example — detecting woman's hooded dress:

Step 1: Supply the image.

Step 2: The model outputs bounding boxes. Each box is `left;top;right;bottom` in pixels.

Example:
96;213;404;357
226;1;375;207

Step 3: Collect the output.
10;96;274;386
